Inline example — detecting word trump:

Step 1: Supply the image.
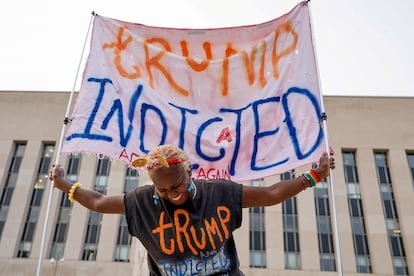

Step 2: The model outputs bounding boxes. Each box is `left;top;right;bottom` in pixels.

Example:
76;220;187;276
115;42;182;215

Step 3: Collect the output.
152;206;231;256
100;20;298;97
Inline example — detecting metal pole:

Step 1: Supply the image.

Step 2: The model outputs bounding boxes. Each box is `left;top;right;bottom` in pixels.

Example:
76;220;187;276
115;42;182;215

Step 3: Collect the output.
36;11;96;276
306;1;344;275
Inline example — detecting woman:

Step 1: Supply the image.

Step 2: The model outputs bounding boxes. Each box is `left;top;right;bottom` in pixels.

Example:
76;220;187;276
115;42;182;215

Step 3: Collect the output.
50;144;335;275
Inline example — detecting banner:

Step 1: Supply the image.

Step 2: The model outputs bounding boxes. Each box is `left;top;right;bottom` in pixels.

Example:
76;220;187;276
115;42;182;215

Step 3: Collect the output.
61;1;325;181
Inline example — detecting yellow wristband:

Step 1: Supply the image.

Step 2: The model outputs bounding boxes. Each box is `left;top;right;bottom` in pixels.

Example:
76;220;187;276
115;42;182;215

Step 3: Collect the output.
68;182;82;203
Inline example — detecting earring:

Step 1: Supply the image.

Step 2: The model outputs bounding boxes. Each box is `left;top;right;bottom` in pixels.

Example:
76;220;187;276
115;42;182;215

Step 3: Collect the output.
187;181;195;192
153;194;160;205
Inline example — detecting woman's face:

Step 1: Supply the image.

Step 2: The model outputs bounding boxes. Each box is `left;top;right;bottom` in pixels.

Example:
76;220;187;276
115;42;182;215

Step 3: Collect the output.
150;164;192;205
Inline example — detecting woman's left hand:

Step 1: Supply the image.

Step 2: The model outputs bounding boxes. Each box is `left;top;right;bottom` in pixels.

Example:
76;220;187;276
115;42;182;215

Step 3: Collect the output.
315;148;335;179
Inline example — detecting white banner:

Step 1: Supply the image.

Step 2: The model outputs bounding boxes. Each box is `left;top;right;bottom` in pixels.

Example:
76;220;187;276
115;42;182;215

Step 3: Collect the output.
62;1;325;181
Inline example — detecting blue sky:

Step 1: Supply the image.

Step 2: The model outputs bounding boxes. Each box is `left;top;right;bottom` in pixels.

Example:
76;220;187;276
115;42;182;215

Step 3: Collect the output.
0;0;413;97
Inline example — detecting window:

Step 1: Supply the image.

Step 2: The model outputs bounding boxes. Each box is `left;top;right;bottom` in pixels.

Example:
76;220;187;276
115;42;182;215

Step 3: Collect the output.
281;171;300;270
17;144;54;258
320;254;336;272
314;169;336;272
374;152;409;275
81;157;110;261
0;143;26;239
49;154;82;260
114;166;137;262
343;151;371;273
249;179;266;268
406;153;414;188
316;197;330;216
343;152;359;183
349;198;364;217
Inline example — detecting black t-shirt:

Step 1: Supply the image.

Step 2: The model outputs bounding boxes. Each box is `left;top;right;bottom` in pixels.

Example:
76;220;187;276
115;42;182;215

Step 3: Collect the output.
124;178;244;275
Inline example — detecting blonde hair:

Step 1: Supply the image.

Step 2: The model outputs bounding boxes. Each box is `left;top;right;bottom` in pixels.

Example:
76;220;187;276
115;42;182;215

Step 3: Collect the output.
131;144;191;171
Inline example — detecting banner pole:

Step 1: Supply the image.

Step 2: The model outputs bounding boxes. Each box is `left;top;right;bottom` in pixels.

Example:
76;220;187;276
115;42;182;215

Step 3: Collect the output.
36;11;96;276
306;1;344;275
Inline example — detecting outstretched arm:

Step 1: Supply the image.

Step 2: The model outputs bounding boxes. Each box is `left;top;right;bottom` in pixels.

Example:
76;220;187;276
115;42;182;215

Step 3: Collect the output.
50;164;125;214
242;151;335;208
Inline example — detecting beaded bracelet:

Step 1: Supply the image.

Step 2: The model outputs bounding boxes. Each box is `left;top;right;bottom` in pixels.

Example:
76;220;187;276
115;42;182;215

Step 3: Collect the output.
300;175;309;190
303;172;315;187
68;182;82;203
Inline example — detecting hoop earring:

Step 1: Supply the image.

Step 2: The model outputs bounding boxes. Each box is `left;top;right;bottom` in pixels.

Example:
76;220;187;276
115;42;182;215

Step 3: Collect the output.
153;194;160;205
187;181;195;192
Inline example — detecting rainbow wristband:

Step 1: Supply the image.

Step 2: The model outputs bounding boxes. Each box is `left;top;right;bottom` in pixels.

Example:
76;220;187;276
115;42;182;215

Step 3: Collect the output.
309;169;321;183
303;170;320;187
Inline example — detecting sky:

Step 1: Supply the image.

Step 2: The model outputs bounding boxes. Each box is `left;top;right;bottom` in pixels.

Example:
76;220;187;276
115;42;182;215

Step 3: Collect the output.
0;0;413;97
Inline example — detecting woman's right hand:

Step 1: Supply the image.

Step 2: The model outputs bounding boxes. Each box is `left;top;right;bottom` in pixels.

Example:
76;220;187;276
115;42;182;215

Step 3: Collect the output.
49;163;126;214
49;164;64;181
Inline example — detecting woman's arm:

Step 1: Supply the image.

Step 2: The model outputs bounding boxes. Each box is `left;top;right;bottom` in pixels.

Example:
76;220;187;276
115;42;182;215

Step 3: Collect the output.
242;151;335;208
50;164;125;214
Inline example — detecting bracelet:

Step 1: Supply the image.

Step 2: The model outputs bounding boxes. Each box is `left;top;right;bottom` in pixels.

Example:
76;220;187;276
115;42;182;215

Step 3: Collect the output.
68;182;82;203
300;175;309;190
303;172;315;187
309;169;321;183
303;169;321;187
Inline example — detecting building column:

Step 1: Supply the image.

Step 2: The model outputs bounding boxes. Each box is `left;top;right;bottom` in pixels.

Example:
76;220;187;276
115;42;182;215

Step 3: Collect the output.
329;151;357;273
357;148;393;274
63;156;97;260
264;175;284;270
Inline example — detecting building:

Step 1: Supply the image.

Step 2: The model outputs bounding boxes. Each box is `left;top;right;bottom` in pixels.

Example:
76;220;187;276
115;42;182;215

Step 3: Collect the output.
0;91;413;275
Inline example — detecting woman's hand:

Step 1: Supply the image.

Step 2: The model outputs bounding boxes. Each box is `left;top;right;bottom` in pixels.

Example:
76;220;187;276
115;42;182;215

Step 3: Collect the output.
314;148;335;179
49;164;67;190
49;164;72;193
49;164;64;181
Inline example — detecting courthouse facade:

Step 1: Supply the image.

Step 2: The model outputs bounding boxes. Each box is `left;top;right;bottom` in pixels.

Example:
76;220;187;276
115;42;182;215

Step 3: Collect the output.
0;91;413;275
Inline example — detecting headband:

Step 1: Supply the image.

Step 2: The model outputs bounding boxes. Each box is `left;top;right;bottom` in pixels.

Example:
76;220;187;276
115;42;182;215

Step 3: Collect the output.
131;155;185;170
